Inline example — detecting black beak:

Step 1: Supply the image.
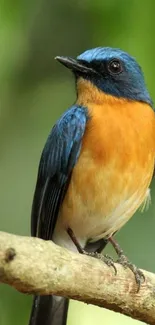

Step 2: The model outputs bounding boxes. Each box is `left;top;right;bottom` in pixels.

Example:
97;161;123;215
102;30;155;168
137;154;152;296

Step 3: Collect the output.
55;56;95;74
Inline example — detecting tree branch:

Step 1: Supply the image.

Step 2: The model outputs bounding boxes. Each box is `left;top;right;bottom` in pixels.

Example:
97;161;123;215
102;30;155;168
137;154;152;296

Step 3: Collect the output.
0;231;155;324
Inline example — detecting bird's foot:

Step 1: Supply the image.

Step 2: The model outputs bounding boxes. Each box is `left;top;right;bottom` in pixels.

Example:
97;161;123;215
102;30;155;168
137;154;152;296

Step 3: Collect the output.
67;228;117;274
108;236;145;292
117;253;145;292
81;250;117;275
102;254;117;275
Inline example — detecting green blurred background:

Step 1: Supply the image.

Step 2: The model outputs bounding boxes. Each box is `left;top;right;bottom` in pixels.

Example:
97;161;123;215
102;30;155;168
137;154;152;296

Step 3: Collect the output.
0;0;155;324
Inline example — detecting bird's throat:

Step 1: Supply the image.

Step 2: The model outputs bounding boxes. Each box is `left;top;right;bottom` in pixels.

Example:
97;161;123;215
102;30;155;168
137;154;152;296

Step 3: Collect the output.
76;77;126;107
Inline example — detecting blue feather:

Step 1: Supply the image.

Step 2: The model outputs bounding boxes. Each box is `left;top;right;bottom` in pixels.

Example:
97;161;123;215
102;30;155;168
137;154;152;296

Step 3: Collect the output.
31;105;88;239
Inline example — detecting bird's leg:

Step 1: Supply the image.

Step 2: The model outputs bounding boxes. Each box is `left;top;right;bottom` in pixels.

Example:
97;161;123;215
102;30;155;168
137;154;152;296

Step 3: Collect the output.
108;236;145;291
67;228;85;254
67;227;117;274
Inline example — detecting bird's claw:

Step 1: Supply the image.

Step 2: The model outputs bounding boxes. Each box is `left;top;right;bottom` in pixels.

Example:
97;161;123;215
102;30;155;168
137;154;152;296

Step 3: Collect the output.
83;251;117;275
117;254;145;292
102;254;117;275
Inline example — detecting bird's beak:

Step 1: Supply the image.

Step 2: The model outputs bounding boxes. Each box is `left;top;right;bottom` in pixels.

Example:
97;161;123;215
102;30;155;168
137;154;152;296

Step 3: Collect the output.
55;56;95;74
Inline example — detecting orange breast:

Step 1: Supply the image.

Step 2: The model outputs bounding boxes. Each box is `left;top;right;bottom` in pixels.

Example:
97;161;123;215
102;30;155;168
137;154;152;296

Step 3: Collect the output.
57;82;155;243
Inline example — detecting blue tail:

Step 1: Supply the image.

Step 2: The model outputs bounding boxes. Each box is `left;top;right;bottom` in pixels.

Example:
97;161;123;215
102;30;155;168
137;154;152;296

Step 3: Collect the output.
29;295;69;325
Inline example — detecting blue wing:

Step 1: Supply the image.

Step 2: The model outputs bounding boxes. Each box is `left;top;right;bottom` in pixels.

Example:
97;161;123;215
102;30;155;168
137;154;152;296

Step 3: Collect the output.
31;105;88;240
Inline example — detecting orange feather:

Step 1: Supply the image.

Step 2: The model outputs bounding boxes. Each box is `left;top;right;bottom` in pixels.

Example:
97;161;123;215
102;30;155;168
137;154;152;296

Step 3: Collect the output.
54;79;155;247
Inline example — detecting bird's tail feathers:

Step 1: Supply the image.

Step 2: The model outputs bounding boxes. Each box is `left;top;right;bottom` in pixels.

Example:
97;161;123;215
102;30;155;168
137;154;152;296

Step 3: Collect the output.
28;295;69;325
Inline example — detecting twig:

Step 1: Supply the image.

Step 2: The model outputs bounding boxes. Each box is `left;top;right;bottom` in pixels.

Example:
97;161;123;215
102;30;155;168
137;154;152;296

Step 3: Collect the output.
0;231;154;324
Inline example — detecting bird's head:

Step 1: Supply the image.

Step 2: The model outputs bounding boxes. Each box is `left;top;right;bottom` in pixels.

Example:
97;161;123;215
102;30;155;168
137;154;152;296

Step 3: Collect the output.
56;47;152;106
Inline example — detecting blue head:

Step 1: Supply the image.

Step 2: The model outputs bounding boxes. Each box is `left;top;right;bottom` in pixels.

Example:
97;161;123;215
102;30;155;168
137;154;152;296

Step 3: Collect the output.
56;47;152;106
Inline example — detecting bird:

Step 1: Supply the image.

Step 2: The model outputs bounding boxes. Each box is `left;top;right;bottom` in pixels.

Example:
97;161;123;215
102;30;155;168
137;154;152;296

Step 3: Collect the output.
28;47;155;325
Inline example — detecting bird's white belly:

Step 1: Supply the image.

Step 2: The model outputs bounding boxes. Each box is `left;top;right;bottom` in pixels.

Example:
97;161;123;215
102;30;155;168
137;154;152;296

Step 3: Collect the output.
53;187;151;252
89;187;151;242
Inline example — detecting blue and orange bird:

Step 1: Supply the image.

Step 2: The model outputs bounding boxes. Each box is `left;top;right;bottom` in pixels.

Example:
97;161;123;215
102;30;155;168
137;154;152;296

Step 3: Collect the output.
28;47;155;325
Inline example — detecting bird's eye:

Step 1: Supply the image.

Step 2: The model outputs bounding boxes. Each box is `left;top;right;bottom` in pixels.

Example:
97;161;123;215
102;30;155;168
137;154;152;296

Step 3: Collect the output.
108;59;123;74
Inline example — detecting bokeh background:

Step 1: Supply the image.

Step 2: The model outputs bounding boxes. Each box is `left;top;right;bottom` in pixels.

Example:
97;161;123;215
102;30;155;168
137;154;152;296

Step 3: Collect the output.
0;0;155;324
